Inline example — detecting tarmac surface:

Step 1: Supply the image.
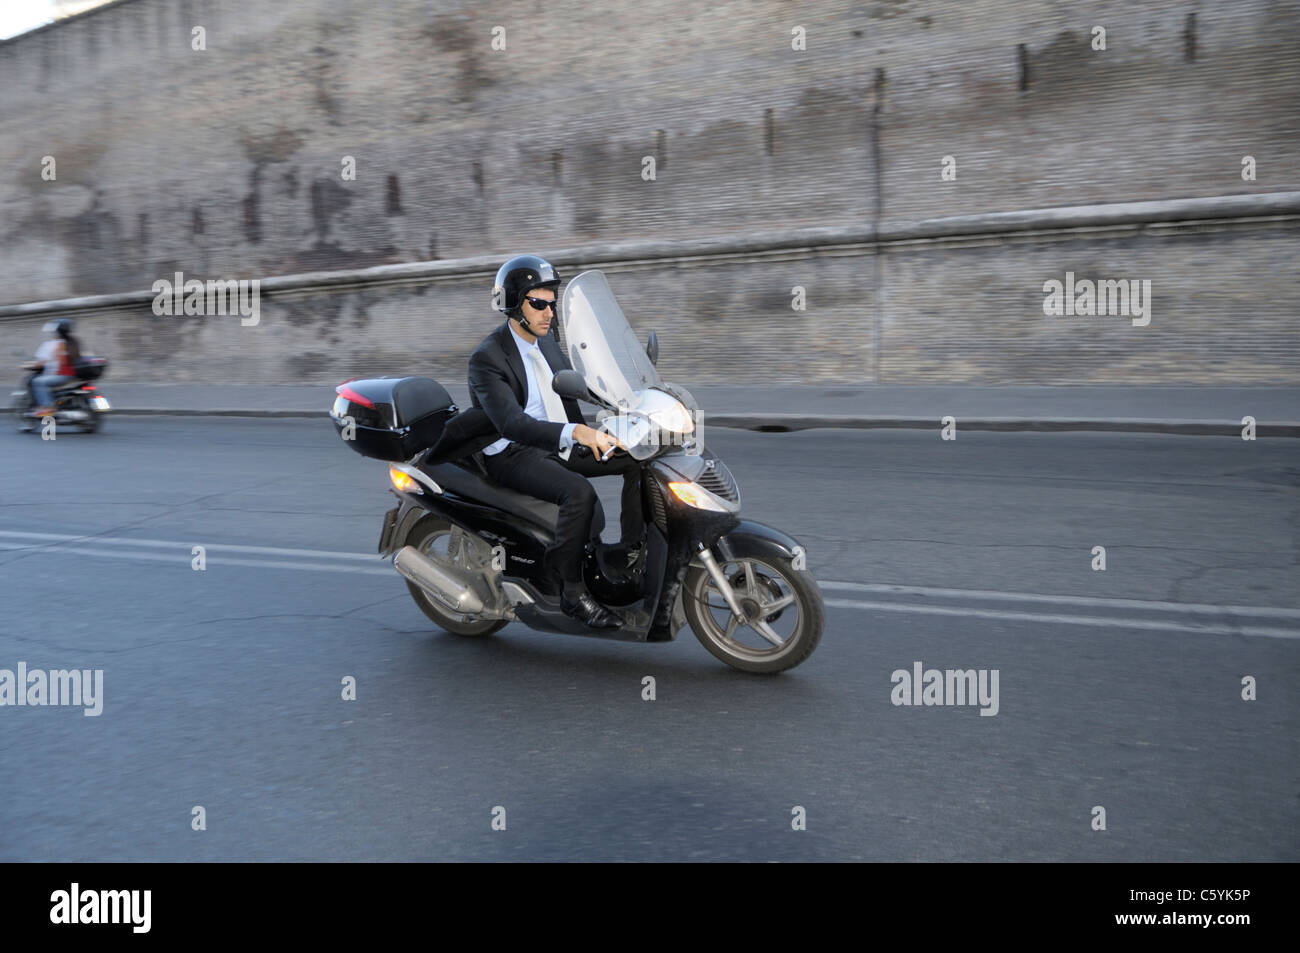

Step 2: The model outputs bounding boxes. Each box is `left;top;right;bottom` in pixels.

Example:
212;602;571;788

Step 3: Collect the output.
1;417;1296;860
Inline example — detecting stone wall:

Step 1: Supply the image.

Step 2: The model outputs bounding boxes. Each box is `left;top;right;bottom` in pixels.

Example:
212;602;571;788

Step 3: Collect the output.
1;0;1297;384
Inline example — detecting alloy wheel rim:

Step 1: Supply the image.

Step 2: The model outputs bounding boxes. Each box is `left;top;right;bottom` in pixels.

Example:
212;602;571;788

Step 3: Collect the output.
697;557;801;657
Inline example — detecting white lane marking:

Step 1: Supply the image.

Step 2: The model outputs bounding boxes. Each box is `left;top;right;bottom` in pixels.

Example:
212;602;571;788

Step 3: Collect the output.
0;541;393;575
823;598;1300;640
2;529;1297;637
0;529;377;562
820;580;1300;620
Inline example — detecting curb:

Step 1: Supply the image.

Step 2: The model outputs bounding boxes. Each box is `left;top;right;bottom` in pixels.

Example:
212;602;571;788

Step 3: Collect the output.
104;408;1300;437
703;414;1300;437
110;409;328;419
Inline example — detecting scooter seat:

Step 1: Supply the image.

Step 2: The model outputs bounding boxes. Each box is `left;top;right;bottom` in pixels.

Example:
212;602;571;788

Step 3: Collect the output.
420;461;563;534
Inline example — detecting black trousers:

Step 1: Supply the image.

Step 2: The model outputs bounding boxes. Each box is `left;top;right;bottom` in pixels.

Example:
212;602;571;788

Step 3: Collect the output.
482;442;644;585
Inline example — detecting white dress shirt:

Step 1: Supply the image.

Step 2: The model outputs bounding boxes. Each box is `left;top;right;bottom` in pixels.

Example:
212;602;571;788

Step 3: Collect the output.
482;322;577;456
35;339;61;375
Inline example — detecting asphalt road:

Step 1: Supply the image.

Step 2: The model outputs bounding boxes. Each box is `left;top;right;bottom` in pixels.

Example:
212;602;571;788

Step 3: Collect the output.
1;416;1296;861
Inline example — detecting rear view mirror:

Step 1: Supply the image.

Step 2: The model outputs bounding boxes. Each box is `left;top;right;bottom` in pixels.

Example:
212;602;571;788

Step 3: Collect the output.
645;330;659;366
551;369;590;401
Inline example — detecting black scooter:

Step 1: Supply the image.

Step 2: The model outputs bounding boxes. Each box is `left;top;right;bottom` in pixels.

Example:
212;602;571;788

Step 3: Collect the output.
331;271;823;673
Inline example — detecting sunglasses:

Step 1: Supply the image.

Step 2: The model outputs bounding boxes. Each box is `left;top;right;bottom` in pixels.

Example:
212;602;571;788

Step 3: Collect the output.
524;296;557;312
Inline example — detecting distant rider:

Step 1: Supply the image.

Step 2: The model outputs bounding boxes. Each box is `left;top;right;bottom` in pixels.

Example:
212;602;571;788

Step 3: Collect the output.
23;319;81;417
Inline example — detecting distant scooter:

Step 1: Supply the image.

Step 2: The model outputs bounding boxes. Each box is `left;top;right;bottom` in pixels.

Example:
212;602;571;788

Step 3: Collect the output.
12;357;111;433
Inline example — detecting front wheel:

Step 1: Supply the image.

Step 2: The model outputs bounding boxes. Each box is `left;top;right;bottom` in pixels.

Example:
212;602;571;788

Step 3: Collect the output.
12;391;33;431
682;554;823;674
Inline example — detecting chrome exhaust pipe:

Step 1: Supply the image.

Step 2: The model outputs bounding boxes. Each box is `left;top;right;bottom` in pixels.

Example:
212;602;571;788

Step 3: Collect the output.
393;545;485;615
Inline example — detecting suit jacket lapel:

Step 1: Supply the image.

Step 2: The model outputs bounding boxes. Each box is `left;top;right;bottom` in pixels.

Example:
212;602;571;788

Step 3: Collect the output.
496;322;527;403
538;330;583;425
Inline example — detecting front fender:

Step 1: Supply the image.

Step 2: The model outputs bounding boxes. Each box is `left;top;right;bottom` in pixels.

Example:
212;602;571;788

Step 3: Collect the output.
710;520;804;565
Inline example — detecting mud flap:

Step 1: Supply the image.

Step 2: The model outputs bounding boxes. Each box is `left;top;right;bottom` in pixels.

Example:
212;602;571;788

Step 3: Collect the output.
378;506;399;554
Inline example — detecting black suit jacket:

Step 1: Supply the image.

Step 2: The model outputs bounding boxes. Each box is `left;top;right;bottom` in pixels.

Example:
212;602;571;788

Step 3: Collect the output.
467;321;585;453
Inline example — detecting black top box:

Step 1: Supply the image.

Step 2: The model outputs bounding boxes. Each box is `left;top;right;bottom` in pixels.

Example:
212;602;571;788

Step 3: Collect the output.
330;377;458;462
75;356;108;380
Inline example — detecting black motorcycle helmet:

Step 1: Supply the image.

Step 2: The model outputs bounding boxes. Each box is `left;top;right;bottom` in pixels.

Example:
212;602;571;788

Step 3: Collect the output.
43;318;74;337
492;254;561;333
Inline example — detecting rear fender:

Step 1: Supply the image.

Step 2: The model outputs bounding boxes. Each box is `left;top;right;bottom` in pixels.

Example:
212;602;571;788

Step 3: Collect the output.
380;492;439;556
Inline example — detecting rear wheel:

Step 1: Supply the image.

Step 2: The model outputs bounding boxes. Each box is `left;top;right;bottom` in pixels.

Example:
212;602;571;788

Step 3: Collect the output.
683;554;823;674
403;518;507;637
78;401;101;433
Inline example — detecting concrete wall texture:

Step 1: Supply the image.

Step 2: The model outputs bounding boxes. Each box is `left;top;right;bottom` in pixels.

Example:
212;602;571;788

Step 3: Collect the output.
1;0;1297;386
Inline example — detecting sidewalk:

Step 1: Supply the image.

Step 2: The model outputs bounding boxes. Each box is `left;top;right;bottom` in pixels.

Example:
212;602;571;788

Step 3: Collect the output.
98;383;1300;436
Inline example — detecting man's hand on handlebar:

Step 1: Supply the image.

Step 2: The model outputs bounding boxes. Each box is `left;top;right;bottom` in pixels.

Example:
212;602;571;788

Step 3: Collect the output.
573;423;626;461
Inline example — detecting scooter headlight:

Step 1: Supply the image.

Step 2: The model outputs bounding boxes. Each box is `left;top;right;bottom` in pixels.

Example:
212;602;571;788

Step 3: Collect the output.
668;481;727;512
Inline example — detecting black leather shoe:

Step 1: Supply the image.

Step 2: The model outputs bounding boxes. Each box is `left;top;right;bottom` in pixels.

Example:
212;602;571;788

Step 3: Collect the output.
561;589;623;629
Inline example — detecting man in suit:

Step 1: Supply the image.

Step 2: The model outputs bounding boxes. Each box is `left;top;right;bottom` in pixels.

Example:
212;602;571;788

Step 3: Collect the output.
468;254;645;629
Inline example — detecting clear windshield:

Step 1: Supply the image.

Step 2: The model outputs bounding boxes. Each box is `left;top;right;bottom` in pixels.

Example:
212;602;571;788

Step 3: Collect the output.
560;270;662;410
